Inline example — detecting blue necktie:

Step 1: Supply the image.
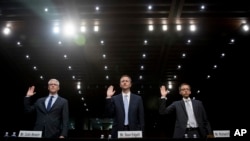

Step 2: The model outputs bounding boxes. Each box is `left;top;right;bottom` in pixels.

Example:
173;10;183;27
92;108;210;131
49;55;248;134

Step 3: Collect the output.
123;95;129;125
47;96;54;111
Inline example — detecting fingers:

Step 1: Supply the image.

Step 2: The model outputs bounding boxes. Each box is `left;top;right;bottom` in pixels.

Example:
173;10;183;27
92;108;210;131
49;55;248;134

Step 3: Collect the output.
108;85;114;89
30;86;35;91
108;85;115;91
27;86;36;96
160;85;167;96
160;85;166;89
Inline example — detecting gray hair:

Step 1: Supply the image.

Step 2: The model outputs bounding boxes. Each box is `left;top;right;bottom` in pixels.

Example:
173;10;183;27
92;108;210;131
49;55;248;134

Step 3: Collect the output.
48;78;60;86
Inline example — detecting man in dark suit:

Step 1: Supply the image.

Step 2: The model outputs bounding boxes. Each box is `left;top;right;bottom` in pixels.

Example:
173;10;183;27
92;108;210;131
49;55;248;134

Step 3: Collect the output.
105;75;145;138
159;83;213;138
24;78;69;138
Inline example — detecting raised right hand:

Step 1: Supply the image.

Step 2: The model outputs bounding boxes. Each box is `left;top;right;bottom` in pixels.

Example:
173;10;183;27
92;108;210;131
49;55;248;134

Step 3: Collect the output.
26;86;36;97
107;85;115;98
160;85;168;97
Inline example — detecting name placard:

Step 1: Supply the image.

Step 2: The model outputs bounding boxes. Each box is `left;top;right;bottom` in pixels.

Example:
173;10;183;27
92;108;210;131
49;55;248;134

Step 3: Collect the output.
18;130;42;138
213;130;230;138
118;131;142;138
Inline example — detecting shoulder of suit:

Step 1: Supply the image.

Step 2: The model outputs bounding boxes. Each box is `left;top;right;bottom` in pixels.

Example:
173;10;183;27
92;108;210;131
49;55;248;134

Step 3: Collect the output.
131;93;141;97
192;99;201;102
34;97;46;103
174;100;183;104
57;96;68;101
38;97;47;100
191;99;203;104
111;94;121;99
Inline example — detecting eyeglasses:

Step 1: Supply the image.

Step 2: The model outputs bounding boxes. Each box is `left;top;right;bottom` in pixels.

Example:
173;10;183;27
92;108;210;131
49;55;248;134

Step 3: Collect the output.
49;83;58;86
180;88;190;91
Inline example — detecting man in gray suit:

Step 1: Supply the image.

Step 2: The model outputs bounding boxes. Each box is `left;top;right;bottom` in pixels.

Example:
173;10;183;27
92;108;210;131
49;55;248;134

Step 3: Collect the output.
24;78;69;138
159;83;213;138
105;75;145;138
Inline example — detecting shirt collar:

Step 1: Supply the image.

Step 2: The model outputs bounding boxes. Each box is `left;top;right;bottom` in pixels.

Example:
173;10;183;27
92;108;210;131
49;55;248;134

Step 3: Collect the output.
183;97;191;102
122;92;130;97
48;94;58;99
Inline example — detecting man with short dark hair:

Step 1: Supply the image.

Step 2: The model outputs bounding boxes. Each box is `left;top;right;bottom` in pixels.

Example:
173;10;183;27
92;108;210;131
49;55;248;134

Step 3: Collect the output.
159;83;213;138
105;75;145;138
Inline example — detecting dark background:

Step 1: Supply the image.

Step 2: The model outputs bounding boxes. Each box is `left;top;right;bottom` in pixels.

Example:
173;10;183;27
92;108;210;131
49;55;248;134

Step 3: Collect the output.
0;0;249;138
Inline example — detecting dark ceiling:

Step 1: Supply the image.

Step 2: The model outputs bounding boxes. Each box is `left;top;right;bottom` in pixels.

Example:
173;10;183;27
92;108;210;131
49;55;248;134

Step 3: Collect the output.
1;0;249;135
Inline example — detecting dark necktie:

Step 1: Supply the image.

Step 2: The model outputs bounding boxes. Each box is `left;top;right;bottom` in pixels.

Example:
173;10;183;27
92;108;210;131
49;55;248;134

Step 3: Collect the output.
47;96;54;111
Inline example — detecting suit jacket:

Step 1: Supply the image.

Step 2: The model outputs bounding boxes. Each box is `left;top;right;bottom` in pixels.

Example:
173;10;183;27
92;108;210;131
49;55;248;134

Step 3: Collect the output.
24;96;69;138
159;98;212;138
105;93;145;138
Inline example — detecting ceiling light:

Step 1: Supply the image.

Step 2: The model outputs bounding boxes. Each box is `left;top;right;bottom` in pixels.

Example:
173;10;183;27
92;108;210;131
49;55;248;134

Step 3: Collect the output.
200;5;205;11
2;27;11;35
102;54;106;59
176;25;182;31
33;66;37;70
64;54;68;59
162;25;167;31
148;5;152;10
189;24;196;32
140;65;144;70
177;65;181;69
94;26;99;32
207;75;211;79
25;55;30;59
148;25;154;31
44;8;48;12
63;23;76;36
182;53;186;58
95;6;99;11
40;76;44;80
106;75;109;80
68;66;72;70
168;83;172;89
242;24;249;32
104;66;108;70
53;26;60;34
221;53;225;58
139;75;143;79
80;26;86;33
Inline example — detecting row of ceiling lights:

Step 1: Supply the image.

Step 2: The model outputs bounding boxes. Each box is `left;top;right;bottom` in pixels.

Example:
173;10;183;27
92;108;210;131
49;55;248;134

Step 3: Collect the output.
2;23;249;37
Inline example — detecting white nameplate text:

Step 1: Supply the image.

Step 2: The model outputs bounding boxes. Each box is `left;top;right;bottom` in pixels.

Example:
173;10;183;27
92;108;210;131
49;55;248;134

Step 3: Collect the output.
118;131;142;138
18;130;42;138
213;130;230;138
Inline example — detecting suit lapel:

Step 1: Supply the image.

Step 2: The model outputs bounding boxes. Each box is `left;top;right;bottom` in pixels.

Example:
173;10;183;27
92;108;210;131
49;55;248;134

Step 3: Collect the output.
181;100;188;117
49;96;60;111
40;97;47;113
119;94;125;114
128;94;133;117
191;100;197;117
